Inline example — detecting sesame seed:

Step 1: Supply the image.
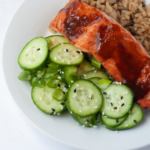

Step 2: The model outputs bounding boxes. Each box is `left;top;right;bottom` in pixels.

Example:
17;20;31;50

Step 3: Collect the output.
116;130;119;134
77;122;79;125
71;80;74;83
116;119;119;123
76;84;79;87
84;74;87;77
74;89;77;93
63;91;65;94
58;76;61;79
76;51;80;54
54;57;57;60
103;92;107;95
37;71;41;73
89;94;93;99
52;108;55;112
85;122;88;124
50;112;53;115
68;61;70;65
37;48;40;50
94;106;98;109
134;120;137;123
62;71;64;74
58;84;60;87
114;107;117;109
82;125;85;128
93;126;97;128
57;113;60;115
68;85;70;87
89;124;93;127
94;70;97;73
54;112;56;115
121;96;123;100
66;49;68;52
58;71;61;74
87;120;89;122
102;112;105;115
125;124;128;127
95;99;98;103
70;111;72;114
82;103;85;106
64;98;67;102
34;74;37;77
80;87;84;90
62;60;64;62
111;102;113;106
40;97;43;101
79;110;82;113
65;85;69;88
121;103;125;106
61;103;65;105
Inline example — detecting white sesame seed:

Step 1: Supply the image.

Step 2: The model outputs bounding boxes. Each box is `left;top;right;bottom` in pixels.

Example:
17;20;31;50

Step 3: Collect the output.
54;112;56;115
94;106;98;109
89;94;92;99
85;122;88;124
93;125;97;128
102;112;105;115
40;97;43;101
61;43;64;45
71;80;74;83
62;71;64;74
76;84;79;87
116;130;119;134
89;124;93;127
104;116;107;118
54;57;57;60
62;60;64;62
79;110;82;113
80;87;84;90
68;85;70;87
58;76;61;79
70;111;72;114
84;74;87;77
64;49;66;52
82;103;85;106
77;122;79;125
125;124;128;127
68;61;70;65
95;99;98;103
82;125;85;128
94;70;97;73
57;113;60;115
37;71;41;73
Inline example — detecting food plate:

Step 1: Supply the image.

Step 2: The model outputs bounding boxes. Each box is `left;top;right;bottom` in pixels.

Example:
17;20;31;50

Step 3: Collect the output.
2;0;150;149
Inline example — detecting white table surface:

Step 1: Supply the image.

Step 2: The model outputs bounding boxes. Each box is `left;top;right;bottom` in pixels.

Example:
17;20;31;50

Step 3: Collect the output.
0;0;150;150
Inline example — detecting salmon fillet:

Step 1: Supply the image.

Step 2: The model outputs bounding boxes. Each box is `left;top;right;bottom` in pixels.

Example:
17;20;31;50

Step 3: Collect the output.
50;0;150;109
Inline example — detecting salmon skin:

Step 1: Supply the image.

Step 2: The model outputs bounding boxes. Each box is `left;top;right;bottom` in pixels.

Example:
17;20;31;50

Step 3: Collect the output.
50;0;150;109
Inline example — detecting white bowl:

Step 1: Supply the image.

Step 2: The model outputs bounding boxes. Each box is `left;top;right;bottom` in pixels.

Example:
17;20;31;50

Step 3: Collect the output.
2;0;150;150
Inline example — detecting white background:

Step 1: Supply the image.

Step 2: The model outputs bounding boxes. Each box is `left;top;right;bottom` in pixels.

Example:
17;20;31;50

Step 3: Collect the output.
0;0;150;150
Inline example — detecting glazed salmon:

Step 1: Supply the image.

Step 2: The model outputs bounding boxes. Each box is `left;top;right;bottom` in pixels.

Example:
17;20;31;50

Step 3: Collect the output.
50;0;150;109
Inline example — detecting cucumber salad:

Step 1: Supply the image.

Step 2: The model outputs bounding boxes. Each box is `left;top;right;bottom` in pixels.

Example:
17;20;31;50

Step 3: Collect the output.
18;35;143;130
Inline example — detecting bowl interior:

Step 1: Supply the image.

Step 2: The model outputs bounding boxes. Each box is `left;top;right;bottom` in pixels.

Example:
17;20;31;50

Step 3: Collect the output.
2;0;150;150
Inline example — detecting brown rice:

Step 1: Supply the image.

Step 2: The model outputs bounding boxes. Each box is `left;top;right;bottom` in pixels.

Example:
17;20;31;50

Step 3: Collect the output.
81;0;150;54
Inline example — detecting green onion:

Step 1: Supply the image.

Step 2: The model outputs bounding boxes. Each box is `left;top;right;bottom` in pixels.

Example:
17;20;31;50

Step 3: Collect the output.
36;79;46;88
52;89;65;101
31;77;38;86
47;63;59;73
47;75;61;88
68;75;80;85
92;57;101;69
97;79;112;90
18;70;32;81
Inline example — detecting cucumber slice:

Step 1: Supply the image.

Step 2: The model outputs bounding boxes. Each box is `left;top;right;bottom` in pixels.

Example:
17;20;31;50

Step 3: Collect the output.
76;60;93;77
72;114;98;127
114;104;143;130
67;79;103;117
49;43;84;66
82;70;109;80
32;81;68;114
100;84;133;119
46;35;68;50
18;37;48;72
101;114;127;128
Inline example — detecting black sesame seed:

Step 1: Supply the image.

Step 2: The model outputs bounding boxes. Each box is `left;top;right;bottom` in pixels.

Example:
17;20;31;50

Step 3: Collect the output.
121;103;125;107
103;92;107;95
116;119;119;123
37;48;40;50
121;96;123;100
58;84;60;87
52;108;55;112
134;120;137;123
106;97;109;99
63;91;65;95
38;77;41;80
66;49;68;52
45;65;48;68
87;120;89;122
77;51;80;54
64;98;67;102
58;71;61;74
65;85;69;89
114;107;117;109
34;74;37;77
49;50;50;52
61;103;65;105
74;89;77;93
135;9;139;14
111;103;113;106
50;112;53;115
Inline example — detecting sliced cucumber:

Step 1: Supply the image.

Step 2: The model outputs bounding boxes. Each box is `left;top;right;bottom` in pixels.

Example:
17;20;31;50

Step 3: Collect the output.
76;60;93;77
67;80;103;117
101;114;127;128
100;84;133;119
32;81;68;114
82;70;109;80
46;35;68;50
114;104;143;130
49;43;84;66
18;37;48;72
72;114;98;127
